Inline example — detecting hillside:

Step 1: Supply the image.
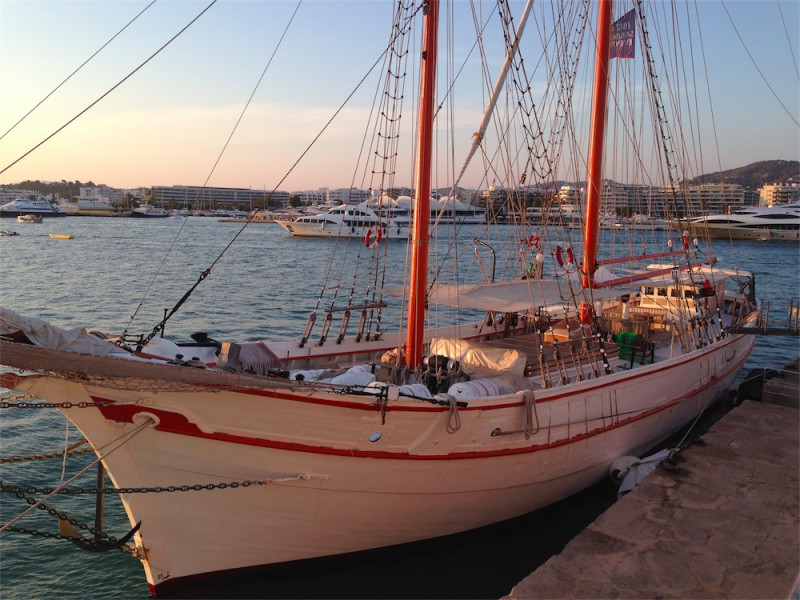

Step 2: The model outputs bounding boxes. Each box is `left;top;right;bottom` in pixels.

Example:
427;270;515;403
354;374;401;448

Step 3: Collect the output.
690;160;799;188
4;160;798;197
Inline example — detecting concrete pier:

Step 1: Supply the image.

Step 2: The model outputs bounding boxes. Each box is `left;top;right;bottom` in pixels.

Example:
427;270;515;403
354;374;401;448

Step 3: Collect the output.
507;364;799;599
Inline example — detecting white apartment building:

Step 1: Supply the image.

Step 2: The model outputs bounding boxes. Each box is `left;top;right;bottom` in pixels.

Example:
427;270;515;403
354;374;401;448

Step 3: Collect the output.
79;185;124;205
759;183;800;206
293;188;327;205
326;188;372;205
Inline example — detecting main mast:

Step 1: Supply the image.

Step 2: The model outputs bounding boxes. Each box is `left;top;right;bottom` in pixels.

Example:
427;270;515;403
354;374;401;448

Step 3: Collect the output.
405;0;439;368
581;0;613;289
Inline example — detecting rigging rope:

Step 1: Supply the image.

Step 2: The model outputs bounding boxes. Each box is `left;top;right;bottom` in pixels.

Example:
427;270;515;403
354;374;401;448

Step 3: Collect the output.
721;0;799;127
0;0;219;176
127;1;304;343
0;0;160;142
0;416;154;534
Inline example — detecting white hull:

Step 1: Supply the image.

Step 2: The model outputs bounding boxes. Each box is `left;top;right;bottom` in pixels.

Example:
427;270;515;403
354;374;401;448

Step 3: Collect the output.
682;202;800;242
693;223;800;242
275;219;409;239
392;215;487;225
4;329;754;595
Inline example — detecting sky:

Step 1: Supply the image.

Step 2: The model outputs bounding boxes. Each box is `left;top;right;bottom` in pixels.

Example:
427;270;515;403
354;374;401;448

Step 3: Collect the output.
0;0;797;192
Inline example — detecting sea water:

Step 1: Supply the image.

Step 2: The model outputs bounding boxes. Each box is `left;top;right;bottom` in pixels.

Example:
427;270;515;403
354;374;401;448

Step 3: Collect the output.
1;217;797;599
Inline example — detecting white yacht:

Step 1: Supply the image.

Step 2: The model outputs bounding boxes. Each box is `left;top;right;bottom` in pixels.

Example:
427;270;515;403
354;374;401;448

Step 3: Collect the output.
391;195;486;225
0;197;66;218
275;202;409;240
683;202;800;241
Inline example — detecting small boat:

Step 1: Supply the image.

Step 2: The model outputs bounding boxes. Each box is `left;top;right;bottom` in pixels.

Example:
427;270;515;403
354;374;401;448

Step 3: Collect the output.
48;233;74;239
0;230;19;237
131;204;171;218
16;214;43;224
681;202;800;241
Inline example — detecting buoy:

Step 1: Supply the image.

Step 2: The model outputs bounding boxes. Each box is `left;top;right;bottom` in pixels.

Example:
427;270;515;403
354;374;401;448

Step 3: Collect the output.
365;227;382;249
609;455;640;483
579;300;592;324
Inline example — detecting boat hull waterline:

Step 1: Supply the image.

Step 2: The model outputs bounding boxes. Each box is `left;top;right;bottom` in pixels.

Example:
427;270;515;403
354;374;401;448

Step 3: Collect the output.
0;330;754;595
680;202;800;242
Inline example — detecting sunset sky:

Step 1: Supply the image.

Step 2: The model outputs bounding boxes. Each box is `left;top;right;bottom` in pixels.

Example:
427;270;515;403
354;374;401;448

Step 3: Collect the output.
1;0;797;192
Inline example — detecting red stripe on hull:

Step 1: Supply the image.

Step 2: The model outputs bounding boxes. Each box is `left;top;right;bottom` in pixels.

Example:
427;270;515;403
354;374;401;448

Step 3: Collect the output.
91;338;749;461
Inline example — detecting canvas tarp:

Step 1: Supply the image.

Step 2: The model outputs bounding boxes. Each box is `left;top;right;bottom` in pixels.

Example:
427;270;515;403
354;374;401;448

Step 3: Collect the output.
0;307;120;356
430;338;527;376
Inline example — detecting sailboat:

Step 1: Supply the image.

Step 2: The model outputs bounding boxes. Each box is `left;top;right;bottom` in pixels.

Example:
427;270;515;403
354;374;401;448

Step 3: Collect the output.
0;0;761;596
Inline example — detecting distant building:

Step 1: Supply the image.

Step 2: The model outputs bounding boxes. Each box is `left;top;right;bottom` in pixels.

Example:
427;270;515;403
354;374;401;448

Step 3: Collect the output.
683;183;746;215
293;188;327;206
0;187;45;203
326;188;372;205
79;185;122;206
151;185;286;209
759;183;800;206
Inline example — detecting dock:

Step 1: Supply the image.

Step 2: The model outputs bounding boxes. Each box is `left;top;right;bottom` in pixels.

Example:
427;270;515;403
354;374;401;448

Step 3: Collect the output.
506;360;799;599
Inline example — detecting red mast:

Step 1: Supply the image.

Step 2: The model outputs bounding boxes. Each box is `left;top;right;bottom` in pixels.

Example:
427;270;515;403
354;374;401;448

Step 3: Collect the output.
404;0;439;368
581;0;613;289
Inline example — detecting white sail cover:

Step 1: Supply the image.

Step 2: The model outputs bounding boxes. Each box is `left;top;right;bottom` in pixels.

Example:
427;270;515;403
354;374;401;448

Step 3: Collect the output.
0;307;119;355
425;279;623;312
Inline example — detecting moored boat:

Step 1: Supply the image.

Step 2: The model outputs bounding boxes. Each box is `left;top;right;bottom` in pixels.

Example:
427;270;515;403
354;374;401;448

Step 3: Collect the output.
0;197;66;218
0;1;768;596
275;202;409;240
132;204;171;218
679;202;800;241
16;214;42;224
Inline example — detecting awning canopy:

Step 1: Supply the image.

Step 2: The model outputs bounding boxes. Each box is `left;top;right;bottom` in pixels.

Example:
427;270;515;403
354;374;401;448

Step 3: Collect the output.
423;279;624;312
383;263;751;314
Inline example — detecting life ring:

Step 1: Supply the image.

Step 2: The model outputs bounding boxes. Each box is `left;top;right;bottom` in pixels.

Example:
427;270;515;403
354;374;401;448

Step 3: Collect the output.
579;300;592;324
526;234;539;249
555;245;564;268
365;227;382;249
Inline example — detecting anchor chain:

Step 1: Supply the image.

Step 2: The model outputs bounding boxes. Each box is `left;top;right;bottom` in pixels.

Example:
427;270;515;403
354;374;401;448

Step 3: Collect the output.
0;401;109;409
2;475;303;552
1;524;137;555
2;476;308;497
1;440;93;465
0;482;134;553
0;448;94;464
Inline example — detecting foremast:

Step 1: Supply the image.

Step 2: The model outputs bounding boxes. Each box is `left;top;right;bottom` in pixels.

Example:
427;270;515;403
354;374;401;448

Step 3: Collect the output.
581;0;613;289
405;0;439;367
